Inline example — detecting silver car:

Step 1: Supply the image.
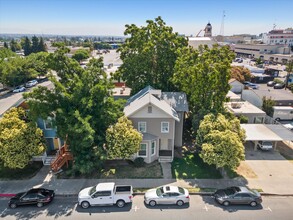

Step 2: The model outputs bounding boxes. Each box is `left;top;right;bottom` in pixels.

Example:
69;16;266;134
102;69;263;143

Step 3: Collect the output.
144;186;190;206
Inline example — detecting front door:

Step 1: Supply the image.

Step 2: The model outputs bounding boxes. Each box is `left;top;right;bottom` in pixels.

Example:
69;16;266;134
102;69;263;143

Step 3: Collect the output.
91;191;113;205
53;138;60;150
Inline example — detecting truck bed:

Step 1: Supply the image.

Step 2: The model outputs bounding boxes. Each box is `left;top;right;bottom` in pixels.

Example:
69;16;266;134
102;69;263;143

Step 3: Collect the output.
115;186;132;194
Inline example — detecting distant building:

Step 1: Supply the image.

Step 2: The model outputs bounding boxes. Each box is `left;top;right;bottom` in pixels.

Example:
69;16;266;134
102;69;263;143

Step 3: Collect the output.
262;28;293;46
188;22;217;49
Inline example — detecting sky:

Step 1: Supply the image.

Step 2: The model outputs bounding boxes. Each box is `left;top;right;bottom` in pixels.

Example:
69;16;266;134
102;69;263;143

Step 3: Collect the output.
0;0;292;36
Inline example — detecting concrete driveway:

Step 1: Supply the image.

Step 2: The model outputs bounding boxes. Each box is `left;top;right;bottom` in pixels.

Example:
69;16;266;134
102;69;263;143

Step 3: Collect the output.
244;141;293;180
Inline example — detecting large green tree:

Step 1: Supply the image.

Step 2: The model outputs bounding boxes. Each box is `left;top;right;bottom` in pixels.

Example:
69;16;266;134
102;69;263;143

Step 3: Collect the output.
262;97;275;117
72;49;90;63
117;16;188;94
23;37;32;56
196;113;245;170
106;116;142;159
0;108;45;169
285;60;293;90
24;48;124;174
31;36;39;53
173;45;235;130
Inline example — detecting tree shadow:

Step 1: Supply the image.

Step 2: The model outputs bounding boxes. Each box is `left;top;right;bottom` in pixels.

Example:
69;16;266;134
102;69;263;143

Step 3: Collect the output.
75;202;132;213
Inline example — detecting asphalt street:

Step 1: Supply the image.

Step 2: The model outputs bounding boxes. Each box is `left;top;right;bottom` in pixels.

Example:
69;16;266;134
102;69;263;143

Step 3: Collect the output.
0;195;293;220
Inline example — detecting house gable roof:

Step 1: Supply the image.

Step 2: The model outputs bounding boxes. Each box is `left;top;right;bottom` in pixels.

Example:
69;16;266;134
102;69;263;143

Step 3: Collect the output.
161;92;189;112
124;93;180;121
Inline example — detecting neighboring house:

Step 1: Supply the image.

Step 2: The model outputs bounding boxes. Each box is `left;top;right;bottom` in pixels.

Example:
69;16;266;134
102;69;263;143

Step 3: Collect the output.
229;78;244;94
124;86;188;163
225;101;266;124
37;117;63;153
242;85;293;108
226;90;241;102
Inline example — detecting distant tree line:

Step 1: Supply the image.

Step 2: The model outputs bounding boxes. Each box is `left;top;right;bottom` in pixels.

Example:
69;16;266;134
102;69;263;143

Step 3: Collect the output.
3;36;47;55
22;36;47;56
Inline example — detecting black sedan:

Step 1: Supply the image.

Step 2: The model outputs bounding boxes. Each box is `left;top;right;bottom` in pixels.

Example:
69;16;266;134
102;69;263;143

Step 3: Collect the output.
274;83;285;89
214;186;262;207
8;188;55;209
267;81;276;87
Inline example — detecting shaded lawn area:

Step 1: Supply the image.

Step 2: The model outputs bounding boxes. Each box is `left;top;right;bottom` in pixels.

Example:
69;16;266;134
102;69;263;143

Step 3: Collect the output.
59;161;163;179
100;161;163;179
172;153;222;179
0;162;43;180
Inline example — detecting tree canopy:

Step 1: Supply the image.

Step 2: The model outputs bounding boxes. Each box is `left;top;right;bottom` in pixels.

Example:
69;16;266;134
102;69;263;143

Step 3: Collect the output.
24;48;125;174
106;116;142;160
0;52;49;87
230;66;252;82
72;49;90;63
196;113;245;170
0;107;45;169
173;45;235;130
117;16;188;94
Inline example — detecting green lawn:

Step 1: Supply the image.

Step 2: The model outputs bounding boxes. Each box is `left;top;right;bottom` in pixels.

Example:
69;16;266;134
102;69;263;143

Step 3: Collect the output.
172;153;222;179
0;162;43;180
99;162;163;179
60;161;163;179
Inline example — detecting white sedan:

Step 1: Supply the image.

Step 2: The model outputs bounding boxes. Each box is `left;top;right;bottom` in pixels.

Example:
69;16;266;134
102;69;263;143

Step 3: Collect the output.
13;86;26;93
25;80;38;88
144;186;190;206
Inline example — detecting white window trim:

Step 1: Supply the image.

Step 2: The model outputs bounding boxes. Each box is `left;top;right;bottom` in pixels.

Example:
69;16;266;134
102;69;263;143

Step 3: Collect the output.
44;117;53;130
138;121;147;133
138;143;148;158
151;141;156;156
161;121;169;133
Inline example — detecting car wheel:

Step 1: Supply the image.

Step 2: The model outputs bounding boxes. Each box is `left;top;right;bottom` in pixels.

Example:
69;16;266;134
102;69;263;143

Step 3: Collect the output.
250;201;257;207
176;200;184;206
223;201;230;206
116;200;125;208
81;201;90;209
149;200;156;207
9;203;17;209
37;202;44;208
275;118;280;121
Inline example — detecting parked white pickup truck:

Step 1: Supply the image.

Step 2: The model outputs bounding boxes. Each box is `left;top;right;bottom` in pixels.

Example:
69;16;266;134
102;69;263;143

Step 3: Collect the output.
78;182;133;208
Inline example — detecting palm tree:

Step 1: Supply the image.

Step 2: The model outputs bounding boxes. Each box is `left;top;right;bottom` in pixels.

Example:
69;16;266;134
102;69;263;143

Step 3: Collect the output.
285;60;293;90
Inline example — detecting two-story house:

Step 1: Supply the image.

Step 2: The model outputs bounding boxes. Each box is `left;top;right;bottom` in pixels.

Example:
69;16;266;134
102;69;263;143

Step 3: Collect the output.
124;86;188;163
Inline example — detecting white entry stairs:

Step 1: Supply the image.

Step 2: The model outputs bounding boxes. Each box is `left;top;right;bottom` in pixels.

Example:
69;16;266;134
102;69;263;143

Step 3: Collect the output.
43;156;56;166
159;156;173;163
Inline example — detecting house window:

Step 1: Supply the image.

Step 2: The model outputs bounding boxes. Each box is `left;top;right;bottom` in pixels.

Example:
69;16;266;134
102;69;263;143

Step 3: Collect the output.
151;141;156;156
44;117;53;130
148;106;152;113
138;143;147;157
138;122;146;133
161;122;169;133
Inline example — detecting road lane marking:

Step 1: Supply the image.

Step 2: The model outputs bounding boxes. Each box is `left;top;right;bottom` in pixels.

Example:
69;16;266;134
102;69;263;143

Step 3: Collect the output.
0;208;7;217
264;206;272;212
132;206;140;212
203;205;209;211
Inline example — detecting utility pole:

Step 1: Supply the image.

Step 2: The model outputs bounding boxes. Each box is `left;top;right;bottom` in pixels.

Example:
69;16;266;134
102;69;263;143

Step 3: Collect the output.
220;10;225;38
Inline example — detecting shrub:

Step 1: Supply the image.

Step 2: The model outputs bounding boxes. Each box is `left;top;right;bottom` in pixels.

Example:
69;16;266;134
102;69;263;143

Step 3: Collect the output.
133;157;145;167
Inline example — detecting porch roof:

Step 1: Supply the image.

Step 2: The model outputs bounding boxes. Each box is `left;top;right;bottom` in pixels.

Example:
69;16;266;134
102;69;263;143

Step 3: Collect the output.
142;133;158;141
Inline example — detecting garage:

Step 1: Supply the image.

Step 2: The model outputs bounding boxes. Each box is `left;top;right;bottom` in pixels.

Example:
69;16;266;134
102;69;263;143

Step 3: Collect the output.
241;124;293;151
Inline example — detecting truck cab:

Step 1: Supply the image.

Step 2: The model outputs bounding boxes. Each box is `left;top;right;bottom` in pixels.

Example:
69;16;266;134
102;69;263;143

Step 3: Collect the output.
78;182;133;208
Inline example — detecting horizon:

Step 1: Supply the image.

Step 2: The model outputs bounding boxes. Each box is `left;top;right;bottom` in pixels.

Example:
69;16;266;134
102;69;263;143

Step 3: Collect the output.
0;0;292;37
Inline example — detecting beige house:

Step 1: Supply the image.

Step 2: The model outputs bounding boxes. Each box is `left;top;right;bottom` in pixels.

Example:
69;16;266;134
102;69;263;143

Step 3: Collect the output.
124;86;188;163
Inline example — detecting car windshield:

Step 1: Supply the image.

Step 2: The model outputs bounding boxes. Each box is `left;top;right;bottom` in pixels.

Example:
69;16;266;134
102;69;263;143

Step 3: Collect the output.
223;187;240;195
178;187;185;194
156;187;164;196
89;186;97;195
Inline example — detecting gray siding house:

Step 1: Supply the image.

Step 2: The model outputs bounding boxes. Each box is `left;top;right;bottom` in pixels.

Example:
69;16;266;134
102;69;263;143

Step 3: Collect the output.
124;86;188;163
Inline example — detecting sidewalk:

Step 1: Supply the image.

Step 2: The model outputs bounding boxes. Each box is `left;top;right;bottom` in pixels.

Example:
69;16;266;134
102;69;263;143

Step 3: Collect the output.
1;166;293;197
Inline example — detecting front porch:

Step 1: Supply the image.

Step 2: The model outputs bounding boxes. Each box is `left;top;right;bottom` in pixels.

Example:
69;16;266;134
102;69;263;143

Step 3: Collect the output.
158;150;173;162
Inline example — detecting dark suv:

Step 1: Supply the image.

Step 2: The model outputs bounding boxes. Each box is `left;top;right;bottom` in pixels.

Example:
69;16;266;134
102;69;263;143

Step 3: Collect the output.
214;186;262;207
